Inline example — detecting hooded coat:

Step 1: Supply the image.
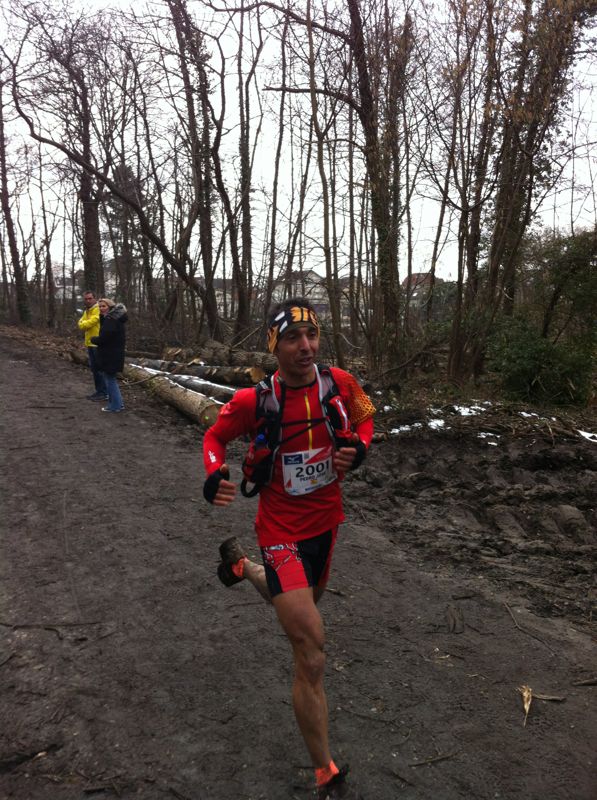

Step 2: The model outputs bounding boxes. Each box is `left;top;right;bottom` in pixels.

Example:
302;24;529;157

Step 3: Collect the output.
91;304;128;375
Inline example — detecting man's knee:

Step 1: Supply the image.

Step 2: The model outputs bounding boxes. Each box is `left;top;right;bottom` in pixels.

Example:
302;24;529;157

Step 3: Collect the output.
293;635;326;685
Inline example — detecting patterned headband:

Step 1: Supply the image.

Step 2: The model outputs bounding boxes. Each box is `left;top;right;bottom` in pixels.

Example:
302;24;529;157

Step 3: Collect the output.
266;306;320;353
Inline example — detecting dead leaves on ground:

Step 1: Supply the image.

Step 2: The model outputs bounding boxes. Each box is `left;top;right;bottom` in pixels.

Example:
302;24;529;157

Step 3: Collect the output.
517;684;566;726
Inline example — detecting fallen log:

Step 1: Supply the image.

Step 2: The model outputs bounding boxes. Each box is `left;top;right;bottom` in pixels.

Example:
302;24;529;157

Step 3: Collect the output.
162;343;228;364
129;357;265;386
127;362;235;402
152;372;234;403
125;365;221;427
126;357;182;372
70;349;222;428
162;340;277;372
179;363;265;386
228;349;277;371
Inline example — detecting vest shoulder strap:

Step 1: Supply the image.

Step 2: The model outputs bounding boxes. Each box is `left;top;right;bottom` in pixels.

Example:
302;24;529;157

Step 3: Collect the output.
256;365;339;419
255;374;279;420
317;364;339;402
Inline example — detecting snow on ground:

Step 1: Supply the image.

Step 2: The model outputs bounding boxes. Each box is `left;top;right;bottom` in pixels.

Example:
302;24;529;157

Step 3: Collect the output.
383;401;596;444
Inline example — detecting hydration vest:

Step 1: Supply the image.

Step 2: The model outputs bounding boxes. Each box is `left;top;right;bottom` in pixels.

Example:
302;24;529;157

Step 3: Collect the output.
240;364;353;498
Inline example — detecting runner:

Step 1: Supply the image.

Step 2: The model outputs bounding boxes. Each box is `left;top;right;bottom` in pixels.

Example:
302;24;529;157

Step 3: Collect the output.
202;298;375;799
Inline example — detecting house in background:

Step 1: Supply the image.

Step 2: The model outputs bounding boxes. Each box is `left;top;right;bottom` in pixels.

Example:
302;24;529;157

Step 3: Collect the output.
53;267;85;301
401;272;444;307
52;260;119;302
101;259;120;296
270;270;329;316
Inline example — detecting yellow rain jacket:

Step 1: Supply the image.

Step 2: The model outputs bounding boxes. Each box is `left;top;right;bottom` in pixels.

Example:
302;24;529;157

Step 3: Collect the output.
78;303;101;347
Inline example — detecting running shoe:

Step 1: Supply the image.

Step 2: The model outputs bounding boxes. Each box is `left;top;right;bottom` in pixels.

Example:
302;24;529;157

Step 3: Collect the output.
317;766;363;799
217;536;247;587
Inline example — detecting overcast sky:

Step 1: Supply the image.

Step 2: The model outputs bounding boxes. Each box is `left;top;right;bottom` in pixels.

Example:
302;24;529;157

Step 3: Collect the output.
9;0;597;283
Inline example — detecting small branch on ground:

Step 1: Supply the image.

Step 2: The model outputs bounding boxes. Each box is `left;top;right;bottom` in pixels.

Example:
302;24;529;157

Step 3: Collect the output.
383;765;416;786
409;750;461;767
0;653;15;667
326;587;347;597
571;677;597;687
504;603;557;655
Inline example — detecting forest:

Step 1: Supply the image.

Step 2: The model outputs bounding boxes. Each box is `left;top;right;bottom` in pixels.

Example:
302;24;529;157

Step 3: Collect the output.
0;0;595;402
1;5;596;797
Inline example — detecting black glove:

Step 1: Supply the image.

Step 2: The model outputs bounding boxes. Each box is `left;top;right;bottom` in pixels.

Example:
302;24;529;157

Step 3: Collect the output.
203;466;229;504
349;440;367;471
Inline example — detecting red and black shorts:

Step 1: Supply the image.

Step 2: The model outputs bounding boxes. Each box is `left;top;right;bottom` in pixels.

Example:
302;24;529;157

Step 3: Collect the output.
260;527;338;598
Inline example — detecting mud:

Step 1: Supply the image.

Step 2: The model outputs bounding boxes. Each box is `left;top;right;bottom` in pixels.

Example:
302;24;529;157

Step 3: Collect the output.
0;328;595;800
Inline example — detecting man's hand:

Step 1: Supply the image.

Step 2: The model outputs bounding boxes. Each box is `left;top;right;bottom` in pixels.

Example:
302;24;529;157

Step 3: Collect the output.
203;464;237;506
333;434;366;473
333;446;357;472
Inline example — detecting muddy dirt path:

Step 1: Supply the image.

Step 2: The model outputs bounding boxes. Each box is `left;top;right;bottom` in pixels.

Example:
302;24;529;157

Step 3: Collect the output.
0;329;595;800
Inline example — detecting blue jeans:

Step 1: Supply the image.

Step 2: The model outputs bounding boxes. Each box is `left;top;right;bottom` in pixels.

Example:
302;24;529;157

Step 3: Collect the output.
102;372;124;411
88;347;107;396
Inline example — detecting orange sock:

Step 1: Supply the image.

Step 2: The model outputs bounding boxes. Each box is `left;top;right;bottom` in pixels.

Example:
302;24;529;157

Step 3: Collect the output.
315;761;339;787
231;557;247;579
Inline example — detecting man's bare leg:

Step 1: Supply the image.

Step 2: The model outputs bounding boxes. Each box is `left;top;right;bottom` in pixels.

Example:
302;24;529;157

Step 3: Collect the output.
219;537;329;606
242;558;271;602
272;587;332;770
218;537;271;601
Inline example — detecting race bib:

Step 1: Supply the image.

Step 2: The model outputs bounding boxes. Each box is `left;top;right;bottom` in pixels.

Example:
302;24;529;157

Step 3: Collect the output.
282;445;337;496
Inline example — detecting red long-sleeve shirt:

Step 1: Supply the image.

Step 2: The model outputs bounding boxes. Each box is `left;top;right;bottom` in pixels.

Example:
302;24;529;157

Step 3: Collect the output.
203;367;375;546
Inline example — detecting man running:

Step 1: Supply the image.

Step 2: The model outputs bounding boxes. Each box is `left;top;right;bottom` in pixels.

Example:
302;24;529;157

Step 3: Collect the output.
202;299;375;799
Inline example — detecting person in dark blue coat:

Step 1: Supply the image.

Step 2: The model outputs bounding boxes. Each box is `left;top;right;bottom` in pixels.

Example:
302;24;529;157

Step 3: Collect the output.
91;298;128;413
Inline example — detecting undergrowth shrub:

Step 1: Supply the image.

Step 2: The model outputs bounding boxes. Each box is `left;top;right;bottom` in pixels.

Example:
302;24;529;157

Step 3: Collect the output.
487;317;593;405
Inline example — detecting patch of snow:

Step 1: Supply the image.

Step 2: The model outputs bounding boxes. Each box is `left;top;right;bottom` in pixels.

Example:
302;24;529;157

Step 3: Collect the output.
130;364;161;374
453;404;486;416
578;430;597;443
520;411;540;418
428;418;445;429
383;405;392;412
389;423;424;435
478;432;500;439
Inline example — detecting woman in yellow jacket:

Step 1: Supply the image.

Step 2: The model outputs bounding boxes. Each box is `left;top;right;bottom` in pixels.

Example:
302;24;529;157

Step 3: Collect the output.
78;290;108;401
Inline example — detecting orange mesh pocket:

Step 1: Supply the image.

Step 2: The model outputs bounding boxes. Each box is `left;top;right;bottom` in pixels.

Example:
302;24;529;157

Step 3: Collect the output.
333;370;376;426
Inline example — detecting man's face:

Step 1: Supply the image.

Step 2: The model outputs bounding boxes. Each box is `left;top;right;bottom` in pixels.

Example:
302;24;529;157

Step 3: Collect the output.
275;324;319;385
83;293;96;308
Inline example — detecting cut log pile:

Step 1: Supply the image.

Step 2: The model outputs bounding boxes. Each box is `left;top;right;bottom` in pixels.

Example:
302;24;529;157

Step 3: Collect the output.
149;373;234;403
125;364;221;427
162;339;277;372
128;357;265;386
69;349;223;428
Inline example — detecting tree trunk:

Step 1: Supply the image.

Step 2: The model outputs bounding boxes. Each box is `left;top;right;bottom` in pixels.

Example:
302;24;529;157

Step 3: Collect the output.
306;0;344;367
0;78;30;324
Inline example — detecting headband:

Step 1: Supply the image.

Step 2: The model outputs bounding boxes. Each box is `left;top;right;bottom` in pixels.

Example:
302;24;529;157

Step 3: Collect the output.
266;306;320;353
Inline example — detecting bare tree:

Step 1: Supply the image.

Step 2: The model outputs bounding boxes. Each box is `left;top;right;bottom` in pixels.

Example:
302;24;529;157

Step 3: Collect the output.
0;64;30;323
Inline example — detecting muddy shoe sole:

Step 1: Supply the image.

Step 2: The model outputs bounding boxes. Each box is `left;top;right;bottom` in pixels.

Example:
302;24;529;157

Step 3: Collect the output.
219;536;247;564
217;560;244;587
217;537;247;587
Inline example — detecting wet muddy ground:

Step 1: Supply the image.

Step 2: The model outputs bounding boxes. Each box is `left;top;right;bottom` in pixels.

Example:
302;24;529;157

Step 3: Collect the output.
0;327;595;800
